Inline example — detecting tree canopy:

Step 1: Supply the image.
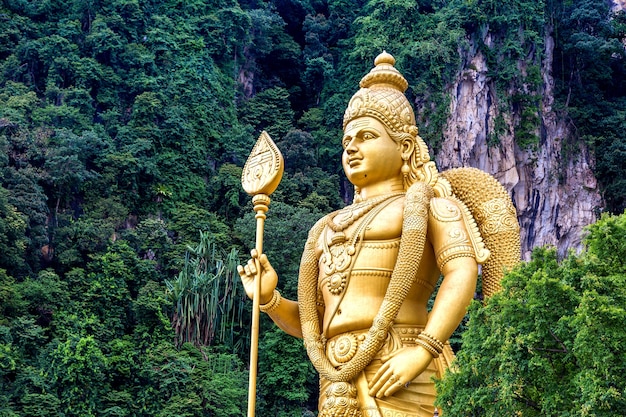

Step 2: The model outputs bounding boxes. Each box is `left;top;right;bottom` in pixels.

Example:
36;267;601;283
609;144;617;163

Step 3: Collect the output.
436;213;626;415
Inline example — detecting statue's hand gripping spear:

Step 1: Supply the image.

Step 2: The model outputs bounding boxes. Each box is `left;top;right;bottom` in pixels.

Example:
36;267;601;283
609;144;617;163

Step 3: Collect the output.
241;131;284;417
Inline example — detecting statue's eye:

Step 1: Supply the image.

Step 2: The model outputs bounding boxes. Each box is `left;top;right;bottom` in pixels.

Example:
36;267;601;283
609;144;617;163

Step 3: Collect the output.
362;132;376;141
342;137;351;148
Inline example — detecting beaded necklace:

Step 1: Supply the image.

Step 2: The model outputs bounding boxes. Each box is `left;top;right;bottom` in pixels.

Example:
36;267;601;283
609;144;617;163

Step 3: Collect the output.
326;192;404;246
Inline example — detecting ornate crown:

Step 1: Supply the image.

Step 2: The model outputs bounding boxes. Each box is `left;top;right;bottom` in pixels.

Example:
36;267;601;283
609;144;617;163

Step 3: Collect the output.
343;51;416;133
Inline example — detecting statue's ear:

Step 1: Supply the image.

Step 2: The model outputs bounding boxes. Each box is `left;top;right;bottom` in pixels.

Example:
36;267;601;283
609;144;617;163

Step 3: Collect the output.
401;138;415;160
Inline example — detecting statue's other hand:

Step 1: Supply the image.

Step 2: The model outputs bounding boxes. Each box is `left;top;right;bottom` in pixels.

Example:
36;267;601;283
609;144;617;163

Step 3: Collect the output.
237;249;278;304
367;347;432;399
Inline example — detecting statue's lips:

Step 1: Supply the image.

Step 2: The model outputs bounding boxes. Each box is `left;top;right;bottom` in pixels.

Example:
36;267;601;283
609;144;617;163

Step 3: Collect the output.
347;158;362;167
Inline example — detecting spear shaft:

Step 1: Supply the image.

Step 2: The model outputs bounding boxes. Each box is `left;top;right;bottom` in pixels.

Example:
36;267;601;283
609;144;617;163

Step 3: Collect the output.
247;194;269;417
241;131;284;417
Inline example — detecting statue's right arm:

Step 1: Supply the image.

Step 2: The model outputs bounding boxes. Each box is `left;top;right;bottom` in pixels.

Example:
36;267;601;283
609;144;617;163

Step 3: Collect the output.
264;297;303;338
238;250;304;338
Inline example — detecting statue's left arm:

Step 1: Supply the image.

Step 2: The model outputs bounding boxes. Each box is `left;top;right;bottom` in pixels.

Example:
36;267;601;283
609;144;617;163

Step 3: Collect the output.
369;197;479;398
424;196;479;341
424;258;477;341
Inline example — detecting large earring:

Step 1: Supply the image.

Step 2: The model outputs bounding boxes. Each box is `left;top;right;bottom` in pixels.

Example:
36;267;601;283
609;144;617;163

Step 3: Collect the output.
401;156;410;179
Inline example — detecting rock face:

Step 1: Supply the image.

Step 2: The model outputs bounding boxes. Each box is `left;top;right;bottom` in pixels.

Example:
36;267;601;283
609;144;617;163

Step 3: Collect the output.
433;30;603;260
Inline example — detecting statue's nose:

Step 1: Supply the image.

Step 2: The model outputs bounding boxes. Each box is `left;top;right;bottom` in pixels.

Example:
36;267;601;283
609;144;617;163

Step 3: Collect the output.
345;138;358;154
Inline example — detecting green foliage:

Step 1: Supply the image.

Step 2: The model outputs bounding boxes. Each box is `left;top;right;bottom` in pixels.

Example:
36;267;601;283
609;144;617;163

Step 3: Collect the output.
137;343;248;417
587;105;626;212
206;163;249;222
168;202;233;249
48;335;108;416
0;188;28;275
243;5;303;106
513;93;541;150
437;213;626;415
0;270;24;322
239;86;295;140
258;326;318;415
132;280;173;347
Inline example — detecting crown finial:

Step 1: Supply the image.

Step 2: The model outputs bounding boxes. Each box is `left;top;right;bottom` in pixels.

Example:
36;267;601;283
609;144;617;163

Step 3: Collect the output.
374;50;395;67
359;51;408;92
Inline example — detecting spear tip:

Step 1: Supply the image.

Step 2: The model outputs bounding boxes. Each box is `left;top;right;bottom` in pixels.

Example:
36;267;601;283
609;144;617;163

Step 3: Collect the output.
241;131;284;196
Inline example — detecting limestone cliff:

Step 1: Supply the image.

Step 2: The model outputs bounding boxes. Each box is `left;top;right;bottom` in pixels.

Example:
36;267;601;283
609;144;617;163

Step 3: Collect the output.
432;29;603;260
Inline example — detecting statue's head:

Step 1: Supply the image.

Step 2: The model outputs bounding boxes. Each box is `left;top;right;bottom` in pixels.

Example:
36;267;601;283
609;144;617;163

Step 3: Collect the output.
343;52;432;193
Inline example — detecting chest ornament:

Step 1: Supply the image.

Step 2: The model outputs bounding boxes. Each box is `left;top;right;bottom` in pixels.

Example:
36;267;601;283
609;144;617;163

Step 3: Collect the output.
321;193;404;296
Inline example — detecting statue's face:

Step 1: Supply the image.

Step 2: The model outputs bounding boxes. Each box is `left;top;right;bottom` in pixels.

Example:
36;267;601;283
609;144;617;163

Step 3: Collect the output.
341;116;403;188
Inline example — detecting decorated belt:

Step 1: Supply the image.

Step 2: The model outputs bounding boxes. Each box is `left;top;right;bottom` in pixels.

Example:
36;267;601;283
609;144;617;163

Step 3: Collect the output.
326;326;423;367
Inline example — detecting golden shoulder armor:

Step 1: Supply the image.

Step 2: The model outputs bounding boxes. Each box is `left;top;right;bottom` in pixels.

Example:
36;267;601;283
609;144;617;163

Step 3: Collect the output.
429;197;490;270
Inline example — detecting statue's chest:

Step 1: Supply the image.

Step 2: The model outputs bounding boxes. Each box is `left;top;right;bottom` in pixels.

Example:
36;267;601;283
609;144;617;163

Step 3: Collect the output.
327;198;403;240
317;199;404;296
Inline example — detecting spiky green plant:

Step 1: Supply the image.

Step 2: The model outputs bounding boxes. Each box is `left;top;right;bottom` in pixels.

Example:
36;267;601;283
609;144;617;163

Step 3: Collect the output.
166;231;246;350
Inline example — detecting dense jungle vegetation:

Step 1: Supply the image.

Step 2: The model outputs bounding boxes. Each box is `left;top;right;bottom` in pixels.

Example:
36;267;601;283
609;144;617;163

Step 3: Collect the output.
0;0;624;415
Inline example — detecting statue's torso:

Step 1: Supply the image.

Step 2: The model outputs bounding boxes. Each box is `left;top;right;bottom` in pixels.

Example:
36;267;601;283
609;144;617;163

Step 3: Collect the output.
316;197;440;338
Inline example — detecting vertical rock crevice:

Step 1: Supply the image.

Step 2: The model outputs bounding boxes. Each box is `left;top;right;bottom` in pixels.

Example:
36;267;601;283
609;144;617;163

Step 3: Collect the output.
435;27;603;259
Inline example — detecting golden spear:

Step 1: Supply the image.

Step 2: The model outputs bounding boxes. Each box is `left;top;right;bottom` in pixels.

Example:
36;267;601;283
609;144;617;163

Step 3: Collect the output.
241;131;284;417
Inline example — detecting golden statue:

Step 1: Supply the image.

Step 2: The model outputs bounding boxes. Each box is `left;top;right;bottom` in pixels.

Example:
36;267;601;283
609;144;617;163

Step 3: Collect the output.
239;52;520;417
